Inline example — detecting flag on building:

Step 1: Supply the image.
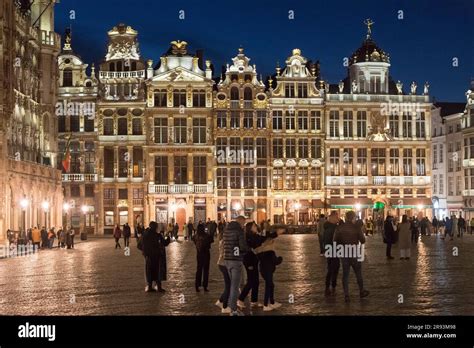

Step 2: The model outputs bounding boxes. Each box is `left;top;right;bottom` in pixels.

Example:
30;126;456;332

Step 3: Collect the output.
62;136;72;173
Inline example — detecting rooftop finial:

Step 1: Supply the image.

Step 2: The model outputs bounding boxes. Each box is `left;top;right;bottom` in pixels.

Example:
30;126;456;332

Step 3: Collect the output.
238;46;244;54
364;18;374;39
63;27;72;51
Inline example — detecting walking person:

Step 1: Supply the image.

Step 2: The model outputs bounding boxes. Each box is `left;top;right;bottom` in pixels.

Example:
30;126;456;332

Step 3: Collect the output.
215;228;231;314
317;214;326;256
432;216;439;234
69;227;75;249
410;217;419;243
323;211;341;296
173;223;179;241
123;223;131;248
47;228;56;249
398;215;411;260
114;224;122;249
333;211;369;303
31;226;41;251
223;216;248;316
40;227;48;249
187;218;195;240
383;215;397;260
142;221;170;292
193;223;213;292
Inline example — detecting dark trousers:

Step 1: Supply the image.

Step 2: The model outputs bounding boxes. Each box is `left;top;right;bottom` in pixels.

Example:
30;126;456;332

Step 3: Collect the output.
386;243;392;257
325;257;340;289
71;236;75;248
411;230;418;243
124;237;130;247
341;258;364;296
115;238;121;249
319;235;325;254
261;269;275;306
239;263;259;303
195;251;210;288
218;265;230;308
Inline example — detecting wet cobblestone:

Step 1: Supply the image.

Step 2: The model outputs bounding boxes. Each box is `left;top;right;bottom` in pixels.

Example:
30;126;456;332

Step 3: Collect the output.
0;233;473;315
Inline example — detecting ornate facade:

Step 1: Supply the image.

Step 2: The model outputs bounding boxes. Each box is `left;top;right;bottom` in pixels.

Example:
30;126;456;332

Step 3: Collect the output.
0;0;62;240
54;21;439;234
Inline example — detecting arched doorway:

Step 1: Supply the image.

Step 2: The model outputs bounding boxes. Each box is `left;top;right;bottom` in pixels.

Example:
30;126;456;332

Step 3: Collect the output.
176;208;186;230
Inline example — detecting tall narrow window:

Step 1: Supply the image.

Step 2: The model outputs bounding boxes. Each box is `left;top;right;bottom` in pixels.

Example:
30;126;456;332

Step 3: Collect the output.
174;156;187;184
402;114;412;138
357;149;367;176
416;112;426;138
104;147;114;177
310;111;321;131
285;111;295;131
217;111;227;129
329;111;339;137
357;111;367;138
285;139;296;158
217;168;227;189
371;148;386;176
118;147;128;177
329;148;340;176
173;89;187;107
298;111;308;131
389;149;399;176
174;117;187;144
298;139;308;158
272;111;283;130
154;89;167;107
230;168;241;189
257;110;267;129
193;90;206;107
133;147;143;177
256;138;267;165
193;118;206;144
273;139;283;159
193;156;207;184
154;117;168;143
63;68;73;87
403;149;413;175
343;111;353;138
416;149;426;176
311;139;321;158
243;168;254;189
118;117;128;135
154;156;168;184
230;111;240;129
342;148;353;176
243;111;253;129
389;114;399;138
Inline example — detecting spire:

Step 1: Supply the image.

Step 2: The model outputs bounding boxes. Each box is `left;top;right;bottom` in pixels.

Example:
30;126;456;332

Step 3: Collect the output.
364;18;375;40
63;27;72;51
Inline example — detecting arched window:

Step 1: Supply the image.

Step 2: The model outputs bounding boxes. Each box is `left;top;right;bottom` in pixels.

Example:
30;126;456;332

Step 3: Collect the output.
118;117;128;135
63;68;73;87
243;87;252;100
230;87;239;101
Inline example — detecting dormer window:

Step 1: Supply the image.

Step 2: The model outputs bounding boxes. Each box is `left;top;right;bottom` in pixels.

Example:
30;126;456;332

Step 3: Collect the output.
285;84;296;98
298;84;308;98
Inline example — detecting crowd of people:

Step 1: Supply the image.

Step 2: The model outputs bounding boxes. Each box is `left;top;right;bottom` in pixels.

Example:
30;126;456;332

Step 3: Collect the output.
6;226;77;252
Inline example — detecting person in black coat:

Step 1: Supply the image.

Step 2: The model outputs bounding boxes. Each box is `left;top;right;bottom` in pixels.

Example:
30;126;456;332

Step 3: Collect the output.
237;221;278;307
193;223;213;292
142;221;170;292
123;223;131;248
383;216;396;259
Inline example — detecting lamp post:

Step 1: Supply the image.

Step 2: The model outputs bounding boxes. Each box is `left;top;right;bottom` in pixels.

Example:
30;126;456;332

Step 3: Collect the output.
294;201;302;225
63;202;70;229
42;201;50;229
20;198;29;235
170;202;177;224
81;205;88;235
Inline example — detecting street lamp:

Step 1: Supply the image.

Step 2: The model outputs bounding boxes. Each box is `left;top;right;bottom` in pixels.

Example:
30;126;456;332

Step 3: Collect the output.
63;203;70;229
294;202;302;225
355;202;362;219
20;198;29;234
81;205;88;235
170;202;177;224
42;201;50;229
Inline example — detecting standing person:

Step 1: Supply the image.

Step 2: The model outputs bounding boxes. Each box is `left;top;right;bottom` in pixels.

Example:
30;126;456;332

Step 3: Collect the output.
215;228;231;314
365;218;373;236
432;216;439;234
398;215;411;260
40;227;48;249
470;217;474;234
333;211;369;303
193;223;213;292
218;219;225;237
451;214;458;240
69;227;75;249
156;226;171;291
173;223;179;241
223;216;248;316
58;227;66;248
458;214;465;237
142;221;170;292
317;214;326;256
114;224;122;249
123;223;131;248
47;228;56;249
238;221;280;309
31;226;41;251
383;215;396;260
444;217;452;240
183;223;188;241
187;218;195;240
323;211;340;296
410;217;419;243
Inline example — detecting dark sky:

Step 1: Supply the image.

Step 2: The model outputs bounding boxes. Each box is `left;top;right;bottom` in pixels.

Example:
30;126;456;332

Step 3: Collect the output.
55;0;473;102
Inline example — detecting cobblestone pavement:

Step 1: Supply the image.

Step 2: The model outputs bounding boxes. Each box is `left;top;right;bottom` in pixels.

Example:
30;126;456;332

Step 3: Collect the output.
0;232;473;316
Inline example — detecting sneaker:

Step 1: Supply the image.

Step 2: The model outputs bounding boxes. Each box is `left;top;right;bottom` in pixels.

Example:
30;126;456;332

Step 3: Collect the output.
251;302;263;307
221;307;231;314
360;290;370;298
230;310;244;316
215;300;224;309
270;302;282;309
263;305;274;312
237;300;246;308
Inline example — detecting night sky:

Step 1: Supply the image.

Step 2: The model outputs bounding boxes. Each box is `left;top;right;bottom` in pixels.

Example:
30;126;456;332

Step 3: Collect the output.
55;0;473;102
